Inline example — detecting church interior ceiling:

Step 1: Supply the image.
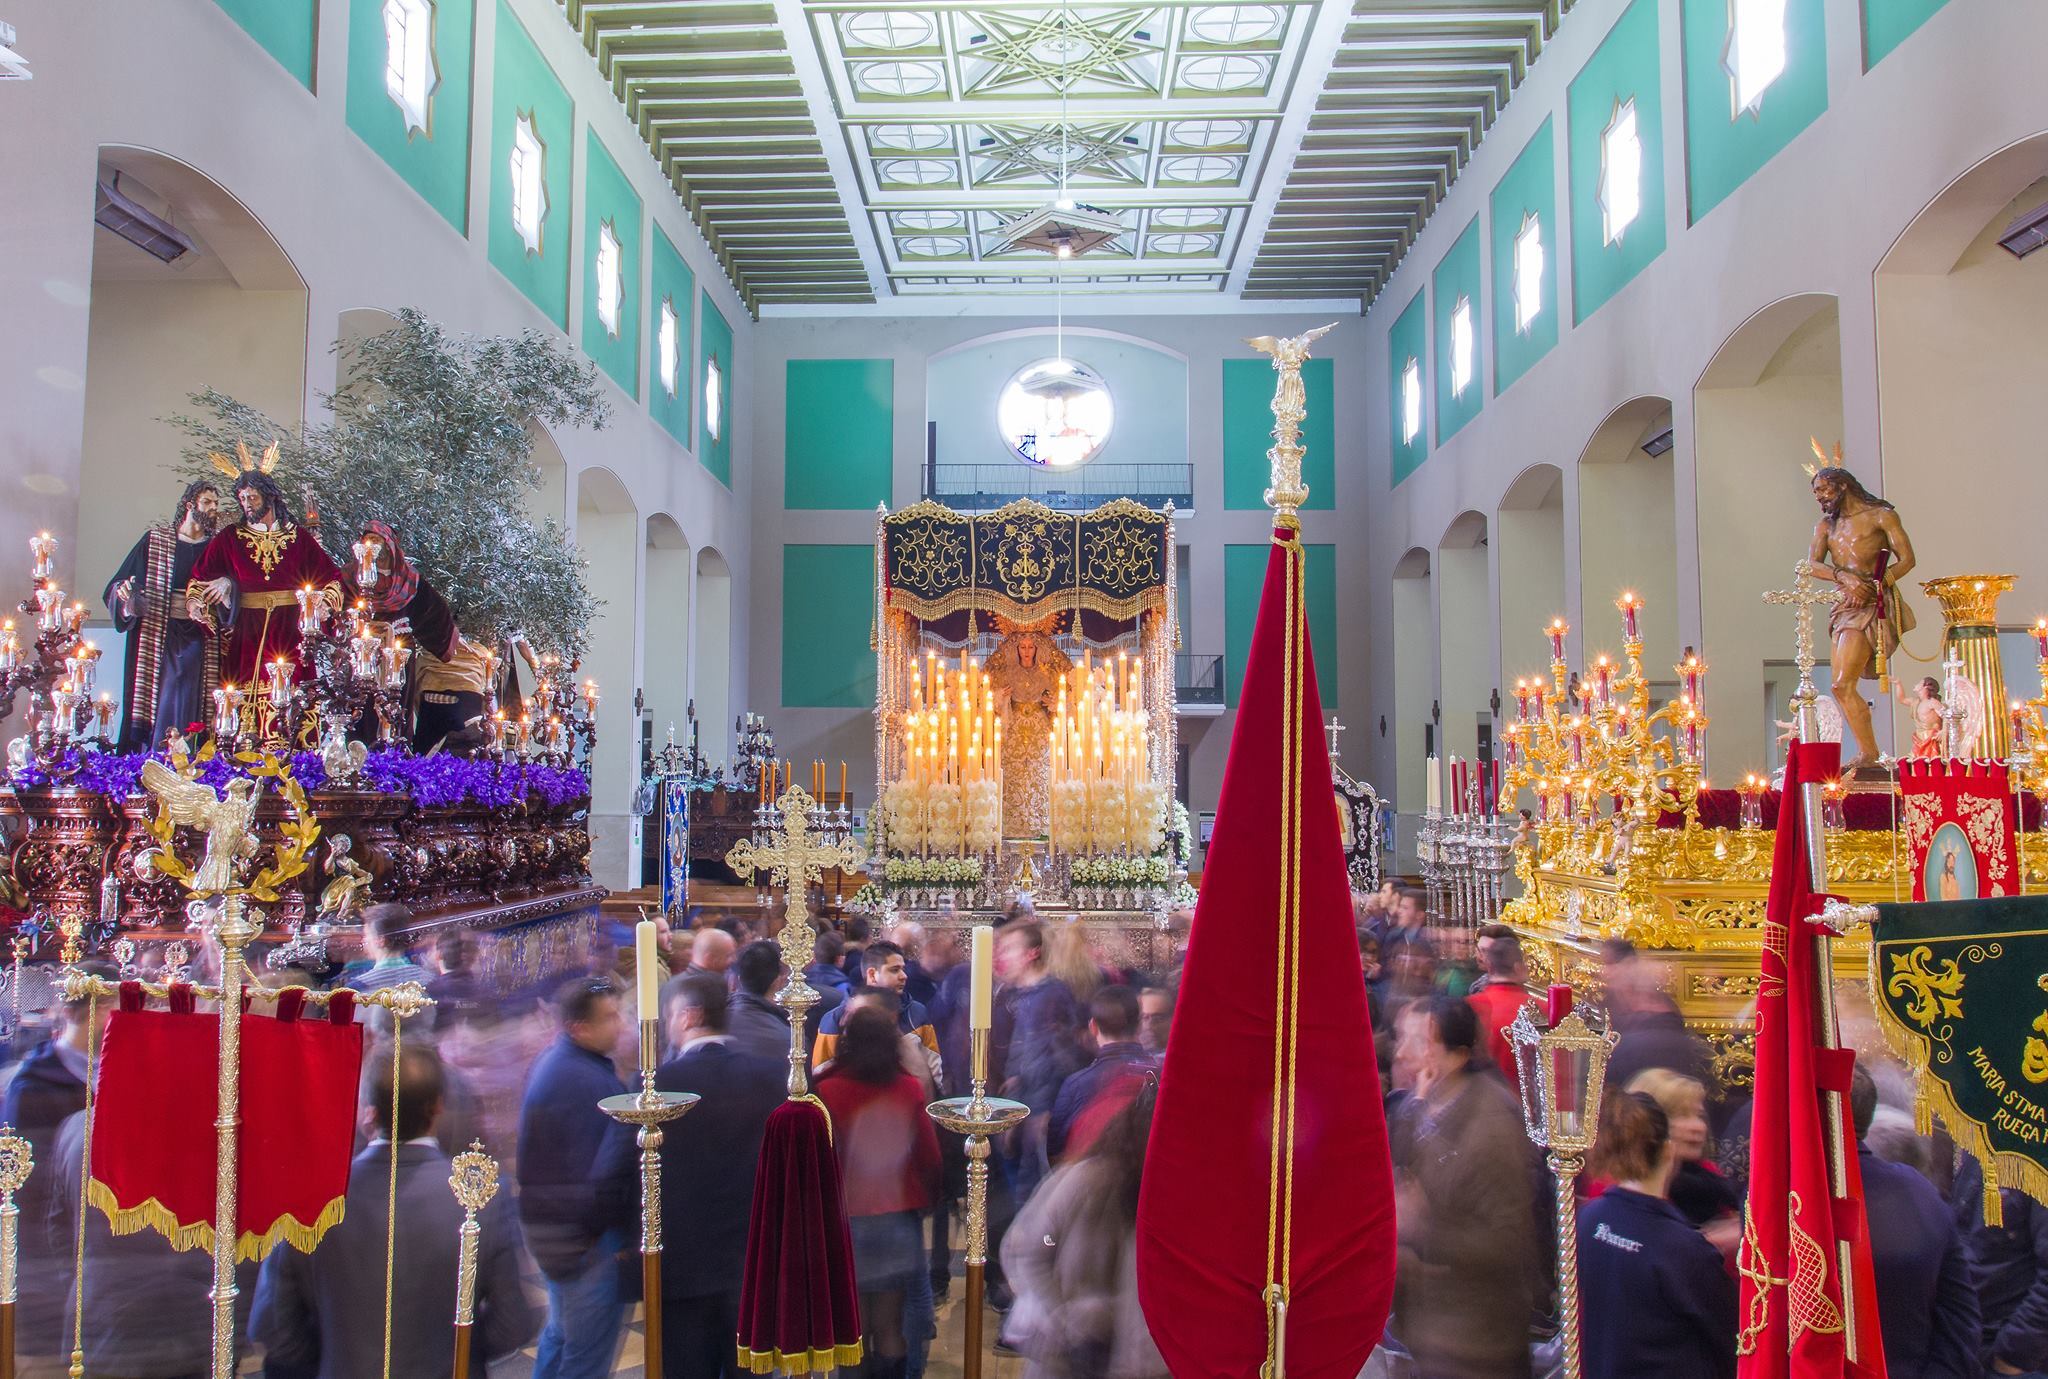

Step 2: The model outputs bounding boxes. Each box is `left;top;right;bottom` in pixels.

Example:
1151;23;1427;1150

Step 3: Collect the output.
556;0;1575;310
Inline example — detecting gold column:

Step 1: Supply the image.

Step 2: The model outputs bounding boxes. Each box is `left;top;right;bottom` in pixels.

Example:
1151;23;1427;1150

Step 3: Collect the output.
1920;575;2015;759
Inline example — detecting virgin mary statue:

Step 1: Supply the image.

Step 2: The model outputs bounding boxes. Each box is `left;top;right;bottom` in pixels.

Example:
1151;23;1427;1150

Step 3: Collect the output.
986;618;1071;838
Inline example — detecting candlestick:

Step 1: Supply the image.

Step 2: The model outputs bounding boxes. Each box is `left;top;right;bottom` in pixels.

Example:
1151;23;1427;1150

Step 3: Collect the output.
1616;592;1641;644
2036;618;2048;663
28;531;55;582
1547;618;1569;664
635;918;659;1020
927;1028;1027;1379
969;924;993;1036
599;1022;698;1379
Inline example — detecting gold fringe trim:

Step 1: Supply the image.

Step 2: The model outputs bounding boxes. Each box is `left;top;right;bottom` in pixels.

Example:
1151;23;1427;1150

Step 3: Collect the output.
1867;960;2048;1230
734;1340;863;1375
88;1177;348;1261
788;1093;834;1145
885;586;1165;626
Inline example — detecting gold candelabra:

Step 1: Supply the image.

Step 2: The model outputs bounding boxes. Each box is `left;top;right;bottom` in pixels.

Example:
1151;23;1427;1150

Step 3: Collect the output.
925;1019;1027;1379
1499;595;1708;867
1507;1003;1617;1379
448;1141;501;1379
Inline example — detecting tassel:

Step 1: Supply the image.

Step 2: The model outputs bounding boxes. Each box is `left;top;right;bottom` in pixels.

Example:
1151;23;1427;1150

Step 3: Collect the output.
1985;1167;2004;1229
1913;1074;1932;1138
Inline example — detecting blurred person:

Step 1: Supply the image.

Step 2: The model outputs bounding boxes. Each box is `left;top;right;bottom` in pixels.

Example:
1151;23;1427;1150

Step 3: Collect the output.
842;914;874;982
1624;1070;1739;1249
1389;995;1536;1379
654;976;786;1379
1848;1064;1978;1379
727;938;797;1063
1465;933;1532;1081
1603;960;1716;1104
1048;986;1152;1163
814;940;938;1074
253;1045;537;1379
816;1006;943;1379
1383;887;1429;956
518;977;638;1379
1358;929;1385;985
1952;1137;2048;1376
1002;1083;1168;1379
895;920;939;1008
996;919;1086;1205
808;930;854;1000
1470;924;1516;993
1043;920;1107;1004
1429;925;1477;998
1136;985;1174;1056
347;903;431;994
425;929;484;1031
3;960;115;1365
1576;1092;1735;1379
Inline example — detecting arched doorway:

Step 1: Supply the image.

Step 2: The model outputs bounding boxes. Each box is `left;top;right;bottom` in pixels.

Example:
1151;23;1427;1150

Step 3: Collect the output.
1496;464;1565;815
643;514;692;751
694;547;734;770
526;423;569;527
1878;138;2048;682
76;147;308;613
1576;397;1680;716
577;467;640;889
1391;547;1433;855
1694;297;1846;772
1437;512;1493;814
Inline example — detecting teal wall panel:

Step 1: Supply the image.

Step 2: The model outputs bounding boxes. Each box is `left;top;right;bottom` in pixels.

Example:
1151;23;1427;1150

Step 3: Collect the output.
1569;0;1668;323
699;294;734;486
782;545;877;708
1431;219;1485;445
1490;119;1560;396
1388;291;1430;486
486;1;573;329
1681;0;1828;222
649;228;695;450
786;360;893;510
1224;543;1336;711
581;131;642;400
212;0;317;88
1223;358;1334;510
1864;0;1948;67
344;0;473;232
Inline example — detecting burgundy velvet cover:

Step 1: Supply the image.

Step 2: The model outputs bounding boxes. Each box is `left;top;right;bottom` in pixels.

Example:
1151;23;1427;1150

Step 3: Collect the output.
734;1097;863;1375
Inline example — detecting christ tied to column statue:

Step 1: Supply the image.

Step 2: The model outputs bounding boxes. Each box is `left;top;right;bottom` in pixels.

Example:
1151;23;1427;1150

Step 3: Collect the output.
1803;465;1917;773
986;620;1071;838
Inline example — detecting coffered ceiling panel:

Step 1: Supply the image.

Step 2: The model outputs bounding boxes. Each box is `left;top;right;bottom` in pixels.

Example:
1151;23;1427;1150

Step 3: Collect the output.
557;0;1578;311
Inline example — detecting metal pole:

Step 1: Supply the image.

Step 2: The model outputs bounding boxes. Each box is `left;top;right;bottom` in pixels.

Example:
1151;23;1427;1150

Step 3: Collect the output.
207;893;258;1379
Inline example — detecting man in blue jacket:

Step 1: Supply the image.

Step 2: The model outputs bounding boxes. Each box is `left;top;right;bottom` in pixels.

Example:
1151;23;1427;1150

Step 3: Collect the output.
1046;984;1153;1163
518;976;637;1379
1850;1064;1979;1379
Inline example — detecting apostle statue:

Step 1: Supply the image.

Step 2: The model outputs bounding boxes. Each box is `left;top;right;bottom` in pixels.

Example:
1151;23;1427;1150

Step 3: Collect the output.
1803;463;1917;772
986;616;1071;837
186;453;344;688
103;479;222;751
344;521;492;752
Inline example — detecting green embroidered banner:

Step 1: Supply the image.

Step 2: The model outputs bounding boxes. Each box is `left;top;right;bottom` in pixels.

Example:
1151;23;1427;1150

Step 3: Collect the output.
1873;894;2048;1221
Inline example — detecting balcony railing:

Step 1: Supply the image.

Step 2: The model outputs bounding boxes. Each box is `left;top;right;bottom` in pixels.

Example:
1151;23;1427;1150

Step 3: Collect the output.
1176;652;1224;706
921;461;1193;512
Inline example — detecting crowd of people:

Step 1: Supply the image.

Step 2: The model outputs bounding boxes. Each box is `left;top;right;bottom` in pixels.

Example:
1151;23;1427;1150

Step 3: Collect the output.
0;885;2028;1379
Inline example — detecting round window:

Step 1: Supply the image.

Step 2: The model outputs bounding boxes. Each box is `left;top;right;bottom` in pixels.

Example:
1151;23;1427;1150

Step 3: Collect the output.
997;358;1114;469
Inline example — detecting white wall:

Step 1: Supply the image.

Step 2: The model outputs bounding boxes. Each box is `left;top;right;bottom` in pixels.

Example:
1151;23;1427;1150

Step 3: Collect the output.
1356;0;2048;798
77;279;308;578
1436;539;1493;773
1577;448;1679;678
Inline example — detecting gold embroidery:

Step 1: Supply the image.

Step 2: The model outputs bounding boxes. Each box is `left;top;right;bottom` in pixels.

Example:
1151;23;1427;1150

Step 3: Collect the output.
1735;1211;1786;1355
1886;946;1966;1028
237;524;296;577
1787;1194;1845;1339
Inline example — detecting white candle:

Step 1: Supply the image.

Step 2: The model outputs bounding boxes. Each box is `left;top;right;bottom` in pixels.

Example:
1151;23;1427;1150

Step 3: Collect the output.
635;918;659;1020
970;925;993;1031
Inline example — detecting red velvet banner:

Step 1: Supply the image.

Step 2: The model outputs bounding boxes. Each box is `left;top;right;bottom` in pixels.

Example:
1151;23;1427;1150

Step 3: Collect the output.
1136;529;1395;1379
89;983;363;1260
1898;759;2018;902
1737;745;1887;1379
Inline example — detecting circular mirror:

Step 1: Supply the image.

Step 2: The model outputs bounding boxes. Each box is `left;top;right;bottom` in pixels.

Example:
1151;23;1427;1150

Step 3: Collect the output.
997;357;1114;468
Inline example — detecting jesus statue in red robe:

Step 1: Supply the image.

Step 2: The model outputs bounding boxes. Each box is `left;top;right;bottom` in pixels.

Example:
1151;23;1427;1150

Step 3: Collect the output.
186;469;344;687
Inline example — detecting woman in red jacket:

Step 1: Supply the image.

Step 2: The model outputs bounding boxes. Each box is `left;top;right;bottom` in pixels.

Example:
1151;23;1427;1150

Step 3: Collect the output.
817;1004;943;1379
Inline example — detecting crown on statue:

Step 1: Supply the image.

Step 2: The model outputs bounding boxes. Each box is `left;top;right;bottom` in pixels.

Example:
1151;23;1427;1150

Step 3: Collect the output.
208;438;282;480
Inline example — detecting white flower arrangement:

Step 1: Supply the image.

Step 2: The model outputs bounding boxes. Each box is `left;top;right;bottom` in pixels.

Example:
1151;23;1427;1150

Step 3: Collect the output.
1070;854;1170;888
883;855;985;887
